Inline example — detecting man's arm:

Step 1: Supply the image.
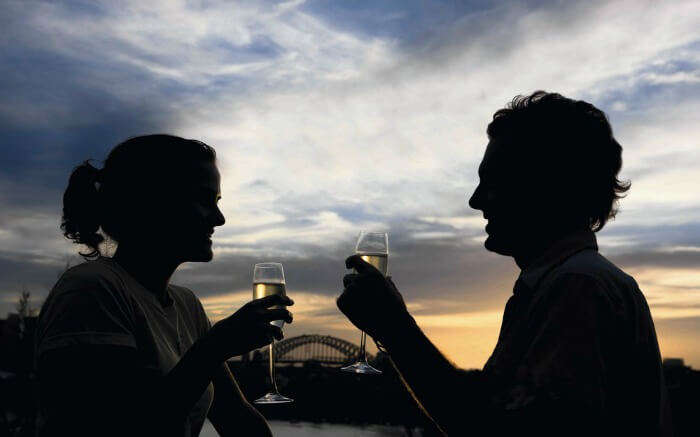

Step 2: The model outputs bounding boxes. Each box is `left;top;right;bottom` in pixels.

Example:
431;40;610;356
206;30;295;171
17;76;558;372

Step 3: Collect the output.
207;363;272;437
339;258;613;436
381;314;486;435
339;256;486;434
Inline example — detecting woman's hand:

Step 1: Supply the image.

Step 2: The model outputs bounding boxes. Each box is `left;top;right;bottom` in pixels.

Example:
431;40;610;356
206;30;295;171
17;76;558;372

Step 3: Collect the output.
205;294;293;361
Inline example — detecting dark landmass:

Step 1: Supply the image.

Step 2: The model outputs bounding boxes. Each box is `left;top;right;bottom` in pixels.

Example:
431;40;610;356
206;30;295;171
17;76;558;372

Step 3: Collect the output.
1;314;698;436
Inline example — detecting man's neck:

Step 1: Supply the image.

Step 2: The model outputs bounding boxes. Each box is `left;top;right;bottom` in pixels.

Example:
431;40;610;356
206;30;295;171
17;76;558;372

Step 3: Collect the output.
113;243;180;304
513;226;587;270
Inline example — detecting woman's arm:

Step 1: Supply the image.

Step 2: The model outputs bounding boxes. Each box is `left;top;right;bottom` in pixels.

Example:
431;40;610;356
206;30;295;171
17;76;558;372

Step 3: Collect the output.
207;363;272;437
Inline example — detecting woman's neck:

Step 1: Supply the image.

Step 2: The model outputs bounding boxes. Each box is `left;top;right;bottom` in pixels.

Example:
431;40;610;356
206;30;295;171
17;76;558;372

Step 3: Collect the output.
113;243;180;305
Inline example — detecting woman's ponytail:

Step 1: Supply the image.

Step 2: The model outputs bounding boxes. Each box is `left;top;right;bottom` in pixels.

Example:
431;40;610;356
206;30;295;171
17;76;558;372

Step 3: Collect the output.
60;160;105;259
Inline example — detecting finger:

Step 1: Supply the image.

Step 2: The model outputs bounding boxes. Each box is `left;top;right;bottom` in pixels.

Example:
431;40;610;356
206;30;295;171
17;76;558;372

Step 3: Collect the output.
345;254;380;275
336;290;354;315
343;273;359;288
251;294;294;308
261;308;293;324
269;325;284;341
336;293;346;312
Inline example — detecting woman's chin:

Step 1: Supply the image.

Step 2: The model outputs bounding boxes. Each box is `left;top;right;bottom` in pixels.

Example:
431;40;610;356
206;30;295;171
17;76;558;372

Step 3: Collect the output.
195;248;214;262
183;244;214;262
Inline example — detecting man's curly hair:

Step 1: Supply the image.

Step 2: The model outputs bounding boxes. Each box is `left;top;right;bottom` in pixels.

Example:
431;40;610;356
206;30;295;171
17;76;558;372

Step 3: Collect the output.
486;91;630;232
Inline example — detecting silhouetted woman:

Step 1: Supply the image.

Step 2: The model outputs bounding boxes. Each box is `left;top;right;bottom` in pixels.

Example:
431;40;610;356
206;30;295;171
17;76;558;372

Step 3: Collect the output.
35;135;292;437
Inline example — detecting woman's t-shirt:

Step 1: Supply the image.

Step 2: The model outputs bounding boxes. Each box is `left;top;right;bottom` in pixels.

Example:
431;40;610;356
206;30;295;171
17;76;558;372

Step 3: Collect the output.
35;256;214;437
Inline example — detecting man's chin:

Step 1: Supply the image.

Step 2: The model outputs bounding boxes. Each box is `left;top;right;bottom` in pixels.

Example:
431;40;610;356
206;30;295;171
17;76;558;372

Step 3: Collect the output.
484;234;513;256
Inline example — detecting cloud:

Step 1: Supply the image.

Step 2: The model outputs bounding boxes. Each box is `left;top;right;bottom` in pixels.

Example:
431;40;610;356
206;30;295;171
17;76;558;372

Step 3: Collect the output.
1;0;699;366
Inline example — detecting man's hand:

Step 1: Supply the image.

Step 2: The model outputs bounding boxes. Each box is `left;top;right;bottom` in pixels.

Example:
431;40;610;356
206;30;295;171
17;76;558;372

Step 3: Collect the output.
337;254;412;344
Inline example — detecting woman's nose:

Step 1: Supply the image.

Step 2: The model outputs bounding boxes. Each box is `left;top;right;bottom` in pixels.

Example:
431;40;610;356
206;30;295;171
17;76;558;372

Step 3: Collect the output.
213;206;225;227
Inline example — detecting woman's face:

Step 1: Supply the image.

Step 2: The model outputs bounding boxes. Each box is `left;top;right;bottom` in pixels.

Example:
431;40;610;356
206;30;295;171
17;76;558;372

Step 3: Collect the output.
160;160;226;263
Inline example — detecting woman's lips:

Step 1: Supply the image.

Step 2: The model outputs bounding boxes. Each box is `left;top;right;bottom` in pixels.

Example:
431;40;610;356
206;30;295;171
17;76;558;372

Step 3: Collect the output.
198;234;212;243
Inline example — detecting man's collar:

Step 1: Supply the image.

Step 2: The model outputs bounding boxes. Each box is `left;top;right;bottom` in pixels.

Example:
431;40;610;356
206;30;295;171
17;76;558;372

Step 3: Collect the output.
516;229;598;293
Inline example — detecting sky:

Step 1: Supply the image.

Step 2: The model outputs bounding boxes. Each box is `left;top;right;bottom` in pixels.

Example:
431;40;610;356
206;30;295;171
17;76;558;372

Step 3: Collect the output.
1;0;699;369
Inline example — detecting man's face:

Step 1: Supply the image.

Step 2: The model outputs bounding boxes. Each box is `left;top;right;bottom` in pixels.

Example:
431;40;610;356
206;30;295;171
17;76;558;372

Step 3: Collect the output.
468;139;532;256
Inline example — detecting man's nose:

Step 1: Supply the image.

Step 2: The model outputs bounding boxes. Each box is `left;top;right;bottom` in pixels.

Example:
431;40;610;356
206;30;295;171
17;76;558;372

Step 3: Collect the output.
468;185;482;211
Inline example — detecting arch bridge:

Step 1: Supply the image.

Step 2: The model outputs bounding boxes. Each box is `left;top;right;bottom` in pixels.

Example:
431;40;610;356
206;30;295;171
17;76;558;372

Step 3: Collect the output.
260;334;374;365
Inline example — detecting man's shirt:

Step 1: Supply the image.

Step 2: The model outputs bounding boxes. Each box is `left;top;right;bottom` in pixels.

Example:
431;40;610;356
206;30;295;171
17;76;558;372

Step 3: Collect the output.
482;230;672;436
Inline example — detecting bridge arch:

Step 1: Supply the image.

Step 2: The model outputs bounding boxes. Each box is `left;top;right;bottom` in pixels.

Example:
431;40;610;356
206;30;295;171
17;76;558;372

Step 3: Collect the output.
260;334;374;365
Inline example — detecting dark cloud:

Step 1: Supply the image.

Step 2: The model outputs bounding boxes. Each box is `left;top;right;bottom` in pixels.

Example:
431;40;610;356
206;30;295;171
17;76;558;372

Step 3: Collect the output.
0;251;80;317
611;250;700;271
0;2;198;216
0;2;187;315
301;0;498;43
605;220;700;251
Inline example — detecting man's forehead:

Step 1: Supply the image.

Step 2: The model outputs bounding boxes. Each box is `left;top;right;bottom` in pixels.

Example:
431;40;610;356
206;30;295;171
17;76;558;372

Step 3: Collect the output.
479;139;508;177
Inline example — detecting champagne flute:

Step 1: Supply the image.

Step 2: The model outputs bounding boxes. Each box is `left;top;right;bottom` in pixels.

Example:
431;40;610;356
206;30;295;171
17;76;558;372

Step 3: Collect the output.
252;262;293;404
341;231;387;375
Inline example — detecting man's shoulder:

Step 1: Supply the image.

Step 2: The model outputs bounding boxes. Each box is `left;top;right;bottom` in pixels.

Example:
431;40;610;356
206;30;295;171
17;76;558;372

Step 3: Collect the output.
543;249;641;303
561;249;633;278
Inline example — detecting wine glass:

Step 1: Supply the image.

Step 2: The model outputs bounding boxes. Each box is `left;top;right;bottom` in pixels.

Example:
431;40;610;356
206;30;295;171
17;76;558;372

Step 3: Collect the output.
341;231;388;375
252;263;293;404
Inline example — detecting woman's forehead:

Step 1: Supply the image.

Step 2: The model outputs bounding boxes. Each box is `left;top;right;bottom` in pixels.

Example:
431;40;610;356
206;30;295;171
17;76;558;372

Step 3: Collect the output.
188;161;221;189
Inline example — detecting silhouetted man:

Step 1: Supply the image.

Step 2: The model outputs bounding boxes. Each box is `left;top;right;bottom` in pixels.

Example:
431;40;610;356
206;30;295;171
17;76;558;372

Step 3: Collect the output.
339;91;672;436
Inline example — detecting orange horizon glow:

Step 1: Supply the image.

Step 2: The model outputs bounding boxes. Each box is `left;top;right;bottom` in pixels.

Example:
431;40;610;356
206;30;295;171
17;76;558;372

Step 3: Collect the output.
201;267;700;370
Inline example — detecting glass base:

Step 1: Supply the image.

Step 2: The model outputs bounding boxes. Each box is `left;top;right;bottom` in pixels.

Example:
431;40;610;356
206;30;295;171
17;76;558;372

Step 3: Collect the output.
254;392;294;404
341;361;383;375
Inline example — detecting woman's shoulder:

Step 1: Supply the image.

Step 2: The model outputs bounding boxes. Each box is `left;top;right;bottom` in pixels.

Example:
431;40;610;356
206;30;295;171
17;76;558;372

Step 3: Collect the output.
36;258;139;359
65;256;120;277
48;257;129;305
168;284;211;332
169;284;206;313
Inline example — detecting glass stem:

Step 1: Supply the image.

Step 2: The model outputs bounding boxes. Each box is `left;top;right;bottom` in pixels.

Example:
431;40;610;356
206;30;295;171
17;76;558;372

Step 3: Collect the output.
360;331;368;362
269;340;280;394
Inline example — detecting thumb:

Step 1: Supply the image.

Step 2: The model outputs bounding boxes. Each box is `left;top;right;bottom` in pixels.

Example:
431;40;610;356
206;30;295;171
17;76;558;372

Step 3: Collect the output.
346;254;381;275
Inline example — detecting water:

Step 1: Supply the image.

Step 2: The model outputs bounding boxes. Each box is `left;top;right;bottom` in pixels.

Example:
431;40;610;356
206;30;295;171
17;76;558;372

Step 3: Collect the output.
201;420;418;436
